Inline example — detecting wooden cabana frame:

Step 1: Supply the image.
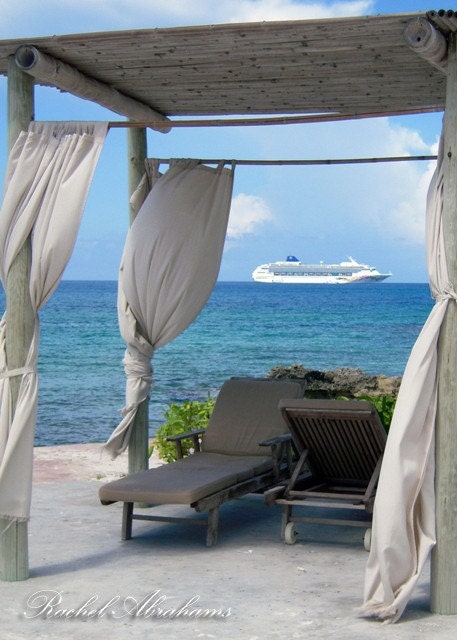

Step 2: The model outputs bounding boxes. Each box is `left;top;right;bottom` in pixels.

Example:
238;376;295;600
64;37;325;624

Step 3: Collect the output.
0;11;451;118
0;9;456;617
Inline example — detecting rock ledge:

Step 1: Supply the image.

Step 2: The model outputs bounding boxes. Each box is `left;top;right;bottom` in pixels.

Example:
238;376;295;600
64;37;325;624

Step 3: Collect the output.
267;364;401;397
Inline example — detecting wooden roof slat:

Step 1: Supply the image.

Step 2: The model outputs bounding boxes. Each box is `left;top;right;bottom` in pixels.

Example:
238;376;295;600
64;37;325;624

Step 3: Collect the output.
37;22;421;64
108;59;438;82
85;45;422;69
33;12;418;44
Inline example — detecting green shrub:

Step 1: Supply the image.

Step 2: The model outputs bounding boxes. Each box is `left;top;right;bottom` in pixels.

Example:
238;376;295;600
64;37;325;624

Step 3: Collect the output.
357;394;396;433
149;396;216;462
338;394;396;433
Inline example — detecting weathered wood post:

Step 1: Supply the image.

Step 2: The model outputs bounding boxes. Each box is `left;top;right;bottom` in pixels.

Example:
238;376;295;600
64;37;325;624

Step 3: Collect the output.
126;126;149;474
431;31;457;615
0;56;34;581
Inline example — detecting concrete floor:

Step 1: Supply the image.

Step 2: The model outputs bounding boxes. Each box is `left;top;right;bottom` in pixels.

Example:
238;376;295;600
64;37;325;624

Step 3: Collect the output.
1;477;456;640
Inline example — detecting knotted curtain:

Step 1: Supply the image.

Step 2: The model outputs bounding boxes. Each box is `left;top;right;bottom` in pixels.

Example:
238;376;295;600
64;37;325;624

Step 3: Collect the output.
104;159;234;458
0;121;107;522
361;132;449;622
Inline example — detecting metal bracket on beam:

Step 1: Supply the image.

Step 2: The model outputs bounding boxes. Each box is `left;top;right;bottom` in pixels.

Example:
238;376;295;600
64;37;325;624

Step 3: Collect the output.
14;44;171;133
404;17;448;73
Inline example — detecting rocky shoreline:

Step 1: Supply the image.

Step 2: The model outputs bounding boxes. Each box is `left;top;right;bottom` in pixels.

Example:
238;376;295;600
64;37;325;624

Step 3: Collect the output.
267;364;401;397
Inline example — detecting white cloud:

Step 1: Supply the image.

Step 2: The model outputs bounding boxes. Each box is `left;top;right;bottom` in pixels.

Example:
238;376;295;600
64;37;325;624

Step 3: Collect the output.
228;1;374;22
0;0;375;36
381;157;437;245
73;0;375;26
385;125;431;156
227;193;274;239
348;123;438;246
244;116;440;250
362;123;439;245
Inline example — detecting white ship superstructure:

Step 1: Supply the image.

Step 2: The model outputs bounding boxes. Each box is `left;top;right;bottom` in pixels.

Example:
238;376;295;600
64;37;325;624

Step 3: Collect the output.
252;256;391;284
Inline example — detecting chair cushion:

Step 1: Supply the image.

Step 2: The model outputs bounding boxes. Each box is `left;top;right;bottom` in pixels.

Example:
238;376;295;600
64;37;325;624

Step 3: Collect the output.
98;452;273;505
202;378;303;456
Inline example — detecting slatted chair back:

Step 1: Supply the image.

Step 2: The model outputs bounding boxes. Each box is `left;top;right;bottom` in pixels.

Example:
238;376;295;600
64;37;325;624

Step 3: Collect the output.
279;399;387;485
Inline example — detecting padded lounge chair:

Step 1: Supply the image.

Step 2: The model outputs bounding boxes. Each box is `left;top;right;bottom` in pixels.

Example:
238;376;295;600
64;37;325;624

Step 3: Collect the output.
99;378;303;546
264;399;387;549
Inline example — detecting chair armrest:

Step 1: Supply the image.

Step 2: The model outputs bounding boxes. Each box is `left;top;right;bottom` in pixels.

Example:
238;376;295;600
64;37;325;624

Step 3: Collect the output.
259;433;295;479
259;433;292;447
166;429;205;459
166;428;206;442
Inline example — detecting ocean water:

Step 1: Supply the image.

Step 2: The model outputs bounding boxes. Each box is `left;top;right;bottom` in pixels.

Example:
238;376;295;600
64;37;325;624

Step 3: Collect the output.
0;281;433;446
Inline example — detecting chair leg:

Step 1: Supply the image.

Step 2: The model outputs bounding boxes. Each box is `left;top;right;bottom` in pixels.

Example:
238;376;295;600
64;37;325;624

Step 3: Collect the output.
206;507;219;547
122;502;133;540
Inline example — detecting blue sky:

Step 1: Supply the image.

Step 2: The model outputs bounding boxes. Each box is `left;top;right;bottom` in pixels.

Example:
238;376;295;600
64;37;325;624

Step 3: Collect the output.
0;1;444;282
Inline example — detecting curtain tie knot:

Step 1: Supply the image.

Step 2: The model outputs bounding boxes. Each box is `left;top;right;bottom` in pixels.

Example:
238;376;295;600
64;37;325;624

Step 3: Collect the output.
0;366;35;380
437;282;457;302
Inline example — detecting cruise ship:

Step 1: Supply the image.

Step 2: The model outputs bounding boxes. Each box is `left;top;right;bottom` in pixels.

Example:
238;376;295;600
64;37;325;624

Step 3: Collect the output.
252;256;391;284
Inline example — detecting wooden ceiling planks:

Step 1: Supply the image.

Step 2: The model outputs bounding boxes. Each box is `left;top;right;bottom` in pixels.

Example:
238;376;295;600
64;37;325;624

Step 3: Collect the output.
0;11;450;118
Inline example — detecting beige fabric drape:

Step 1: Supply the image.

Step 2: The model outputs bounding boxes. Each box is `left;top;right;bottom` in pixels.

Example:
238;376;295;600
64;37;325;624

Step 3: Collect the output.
104;159;235;458
361;133;450;622
0;122;107;522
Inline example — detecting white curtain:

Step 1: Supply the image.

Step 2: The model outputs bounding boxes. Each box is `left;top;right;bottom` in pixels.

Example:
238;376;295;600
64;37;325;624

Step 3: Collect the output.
361;132;450;622
104;159;235;458
0;122;107;522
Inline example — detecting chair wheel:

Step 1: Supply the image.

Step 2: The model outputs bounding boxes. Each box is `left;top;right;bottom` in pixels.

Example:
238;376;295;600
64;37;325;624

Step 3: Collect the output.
364;528;372;551
284;522;298;545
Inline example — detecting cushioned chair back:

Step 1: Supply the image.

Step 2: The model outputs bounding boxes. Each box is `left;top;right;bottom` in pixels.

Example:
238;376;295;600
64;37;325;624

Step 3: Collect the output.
202;378;303;456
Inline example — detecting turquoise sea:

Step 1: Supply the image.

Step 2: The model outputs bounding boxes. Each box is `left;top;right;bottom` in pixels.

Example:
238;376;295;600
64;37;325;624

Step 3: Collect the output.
0;281;433;446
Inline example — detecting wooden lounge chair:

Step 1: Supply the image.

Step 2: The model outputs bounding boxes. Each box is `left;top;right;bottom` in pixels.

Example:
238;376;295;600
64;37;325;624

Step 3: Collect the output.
264;399;387;550
99;378;303;546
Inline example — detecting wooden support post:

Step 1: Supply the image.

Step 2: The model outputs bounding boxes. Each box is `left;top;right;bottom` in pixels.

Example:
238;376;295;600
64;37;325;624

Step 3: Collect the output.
0;56;34;582
128;397;149;475
431;32;457;615
126;126;150;475
127;127;147;226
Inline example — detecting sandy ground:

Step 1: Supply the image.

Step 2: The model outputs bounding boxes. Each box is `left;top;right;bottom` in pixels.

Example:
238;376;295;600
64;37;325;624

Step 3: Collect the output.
33;442;163;483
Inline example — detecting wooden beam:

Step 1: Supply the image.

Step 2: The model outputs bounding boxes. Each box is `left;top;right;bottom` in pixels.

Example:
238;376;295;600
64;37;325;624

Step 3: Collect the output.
427;10;457;35
148;155;437;167
0;56;35;582
14;45;171;133
404;17;448;72
107;107;444;130
126;126;150;476
431;32;457;615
